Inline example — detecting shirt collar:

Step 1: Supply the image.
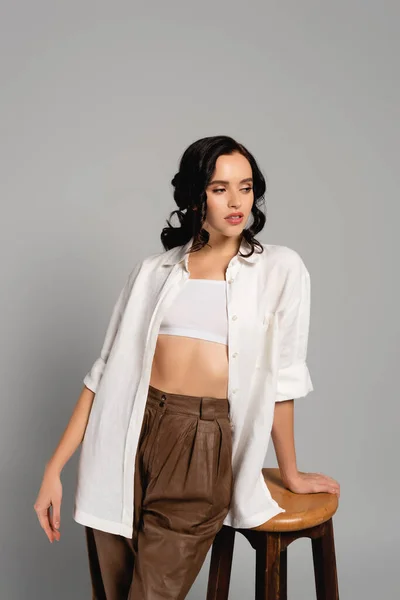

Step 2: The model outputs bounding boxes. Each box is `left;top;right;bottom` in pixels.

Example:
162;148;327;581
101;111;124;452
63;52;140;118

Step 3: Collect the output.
162;235;261;269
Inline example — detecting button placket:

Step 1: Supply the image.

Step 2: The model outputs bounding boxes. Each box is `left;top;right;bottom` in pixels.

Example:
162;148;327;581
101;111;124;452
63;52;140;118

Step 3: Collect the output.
226;265;240;404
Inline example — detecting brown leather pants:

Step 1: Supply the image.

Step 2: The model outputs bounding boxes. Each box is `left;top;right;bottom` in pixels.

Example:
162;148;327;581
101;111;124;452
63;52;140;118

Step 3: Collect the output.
84;383;233;599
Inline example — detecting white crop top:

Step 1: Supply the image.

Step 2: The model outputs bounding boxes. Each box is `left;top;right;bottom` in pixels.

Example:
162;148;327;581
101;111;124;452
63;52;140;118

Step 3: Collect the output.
159;279;228;345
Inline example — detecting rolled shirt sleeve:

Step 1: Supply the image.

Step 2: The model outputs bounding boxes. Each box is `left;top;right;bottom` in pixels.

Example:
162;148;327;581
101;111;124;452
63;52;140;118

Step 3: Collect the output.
83;262;140;394
275;255;314;402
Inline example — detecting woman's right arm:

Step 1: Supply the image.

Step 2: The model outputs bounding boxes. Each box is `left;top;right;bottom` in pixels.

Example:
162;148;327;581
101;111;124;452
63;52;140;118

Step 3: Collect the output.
34;260;142;543
33;384;95;543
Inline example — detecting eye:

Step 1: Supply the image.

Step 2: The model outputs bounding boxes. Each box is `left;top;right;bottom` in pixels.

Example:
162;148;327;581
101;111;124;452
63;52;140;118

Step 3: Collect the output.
212;186;253;194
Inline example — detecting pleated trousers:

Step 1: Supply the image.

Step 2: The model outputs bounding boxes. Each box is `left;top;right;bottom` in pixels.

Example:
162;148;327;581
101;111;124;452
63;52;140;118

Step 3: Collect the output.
84;383;233;599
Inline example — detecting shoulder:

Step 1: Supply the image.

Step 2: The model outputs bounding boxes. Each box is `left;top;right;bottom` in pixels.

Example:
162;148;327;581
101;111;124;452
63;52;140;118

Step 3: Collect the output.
127;246;179;278
141;246;178;269
259;243;310;279
258;244;311;312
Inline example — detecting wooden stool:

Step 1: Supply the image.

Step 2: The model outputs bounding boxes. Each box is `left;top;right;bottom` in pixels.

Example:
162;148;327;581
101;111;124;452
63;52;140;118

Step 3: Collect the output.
207;468;339;600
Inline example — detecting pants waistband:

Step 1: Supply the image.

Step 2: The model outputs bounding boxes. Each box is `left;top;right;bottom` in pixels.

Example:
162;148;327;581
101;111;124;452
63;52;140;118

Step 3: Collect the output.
147;384;230;421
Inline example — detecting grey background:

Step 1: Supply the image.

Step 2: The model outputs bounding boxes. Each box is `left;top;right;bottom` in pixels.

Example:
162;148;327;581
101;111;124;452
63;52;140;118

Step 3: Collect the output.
1;1;398;598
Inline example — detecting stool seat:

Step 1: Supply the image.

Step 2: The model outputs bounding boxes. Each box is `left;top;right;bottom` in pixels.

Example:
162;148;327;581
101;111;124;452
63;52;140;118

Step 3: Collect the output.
207;468;340;599
252;468;339;533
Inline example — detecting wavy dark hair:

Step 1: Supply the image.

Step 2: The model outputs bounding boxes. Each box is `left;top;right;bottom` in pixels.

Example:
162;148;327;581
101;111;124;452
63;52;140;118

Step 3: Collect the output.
160;135;267;258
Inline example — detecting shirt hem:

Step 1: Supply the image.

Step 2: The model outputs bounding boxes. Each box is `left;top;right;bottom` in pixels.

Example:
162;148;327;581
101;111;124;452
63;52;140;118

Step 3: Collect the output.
223;504;286;529
73;508;132;538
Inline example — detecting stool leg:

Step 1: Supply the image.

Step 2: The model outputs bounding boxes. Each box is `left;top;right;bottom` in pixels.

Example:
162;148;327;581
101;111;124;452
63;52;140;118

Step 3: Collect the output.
311;518;339;600
280;547;287;600
206;525;235;600
255;532;282;600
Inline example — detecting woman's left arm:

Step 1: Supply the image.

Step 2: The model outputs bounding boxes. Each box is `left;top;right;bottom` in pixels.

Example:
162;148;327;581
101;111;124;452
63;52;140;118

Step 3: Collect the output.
271;399;340;497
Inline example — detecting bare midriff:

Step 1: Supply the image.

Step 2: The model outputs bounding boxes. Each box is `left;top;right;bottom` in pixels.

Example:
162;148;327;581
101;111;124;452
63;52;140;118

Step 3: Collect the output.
149;333;229;399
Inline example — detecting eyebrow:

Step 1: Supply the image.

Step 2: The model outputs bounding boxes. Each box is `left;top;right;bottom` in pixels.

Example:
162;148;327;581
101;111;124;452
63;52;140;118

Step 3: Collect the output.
208;177;253;185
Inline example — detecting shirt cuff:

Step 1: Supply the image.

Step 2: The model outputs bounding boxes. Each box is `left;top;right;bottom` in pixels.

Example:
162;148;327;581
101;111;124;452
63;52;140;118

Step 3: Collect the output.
83;357;106;394
275;361;314;402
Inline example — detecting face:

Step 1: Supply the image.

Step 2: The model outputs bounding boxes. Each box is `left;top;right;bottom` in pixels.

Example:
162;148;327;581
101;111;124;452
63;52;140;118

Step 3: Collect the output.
203;152;254;240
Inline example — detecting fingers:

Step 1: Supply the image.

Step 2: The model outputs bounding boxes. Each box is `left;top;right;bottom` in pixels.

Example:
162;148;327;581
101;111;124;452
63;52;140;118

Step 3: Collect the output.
34;473;63;543
35;505;57;543
49;504;61;542
50;504;61;531
315;474;340;497
34;503;61;543
307;473;340;497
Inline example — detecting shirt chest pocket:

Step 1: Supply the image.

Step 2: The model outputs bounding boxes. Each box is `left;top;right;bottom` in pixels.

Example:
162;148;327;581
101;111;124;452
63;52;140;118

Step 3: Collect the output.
255;311;275;369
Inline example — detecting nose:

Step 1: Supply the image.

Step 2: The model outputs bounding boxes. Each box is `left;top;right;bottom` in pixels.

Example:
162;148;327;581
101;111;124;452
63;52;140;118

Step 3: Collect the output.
227;189;243;208
227;196;241;209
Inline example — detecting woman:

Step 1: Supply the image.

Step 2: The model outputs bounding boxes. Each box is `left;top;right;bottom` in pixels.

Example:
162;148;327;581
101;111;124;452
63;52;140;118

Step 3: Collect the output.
34;135;340;599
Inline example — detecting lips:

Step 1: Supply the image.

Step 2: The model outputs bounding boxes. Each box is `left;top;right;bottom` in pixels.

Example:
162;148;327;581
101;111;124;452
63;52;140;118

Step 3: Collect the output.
225;213;243;219
225;214;244;224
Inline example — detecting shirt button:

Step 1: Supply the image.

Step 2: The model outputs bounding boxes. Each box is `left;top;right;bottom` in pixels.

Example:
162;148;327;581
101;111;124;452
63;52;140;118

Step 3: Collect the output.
232;352;238;358
228;278;234;284
232;388;238;394
232;314;238;320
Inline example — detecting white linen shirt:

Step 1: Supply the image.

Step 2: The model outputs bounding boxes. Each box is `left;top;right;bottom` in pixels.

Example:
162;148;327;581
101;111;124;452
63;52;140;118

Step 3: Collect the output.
73;236;314;537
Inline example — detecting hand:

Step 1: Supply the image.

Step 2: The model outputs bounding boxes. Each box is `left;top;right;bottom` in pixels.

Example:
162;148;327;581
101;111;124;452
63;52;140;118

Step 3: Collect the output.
283;471;340;498
33;465;62;543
